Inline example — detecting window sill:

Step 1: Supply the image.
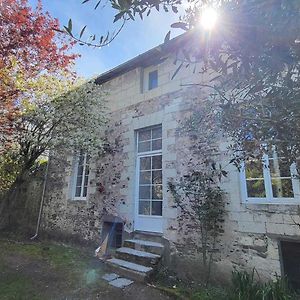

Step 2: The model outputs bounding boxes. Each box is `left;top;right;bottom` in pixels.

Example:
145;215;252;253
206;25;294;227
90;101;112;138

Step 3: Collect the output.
244;198;300;205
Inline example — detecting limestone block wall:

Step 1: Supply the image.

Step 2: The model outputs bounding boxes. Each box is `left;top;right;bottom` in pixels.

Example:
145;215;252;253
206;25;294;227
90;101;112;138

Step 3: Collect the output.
42;49;300;281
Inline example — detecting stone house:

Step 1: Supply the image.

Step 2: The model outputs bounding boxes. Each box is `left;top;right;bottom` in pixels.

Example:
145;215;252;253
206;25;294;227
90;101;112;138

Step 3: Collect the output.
42;34;300;286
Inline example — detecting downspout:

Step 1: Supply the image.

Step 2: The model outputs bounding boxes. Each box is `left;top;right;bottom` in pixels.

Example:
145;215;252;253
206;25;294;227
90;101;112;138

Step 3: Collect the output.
30;156;50;240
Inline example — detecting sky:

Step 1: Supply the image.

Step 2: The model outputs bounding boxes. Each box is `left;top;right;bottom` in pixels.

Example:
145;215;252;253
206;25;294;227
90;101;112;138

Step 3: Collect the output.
28;0;183;79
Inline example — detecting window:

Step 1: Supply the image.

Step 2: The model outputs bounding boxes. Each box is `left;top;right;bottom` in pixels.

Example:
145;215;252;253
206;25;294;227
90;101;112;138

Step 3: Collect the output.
137;126;163;216
71;151;89;200
240;148;300;204
148;70;158;90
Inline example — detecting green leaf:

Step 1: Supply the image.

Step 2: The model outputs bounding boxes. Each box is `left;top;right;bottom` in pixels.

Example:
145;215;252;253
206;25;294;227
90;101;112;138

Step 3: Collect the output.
114;11;124;22
79;25;87;38
171;22;188;31
164;31;171;43
68;19;72;33
171;6;178;13
63;26;73;37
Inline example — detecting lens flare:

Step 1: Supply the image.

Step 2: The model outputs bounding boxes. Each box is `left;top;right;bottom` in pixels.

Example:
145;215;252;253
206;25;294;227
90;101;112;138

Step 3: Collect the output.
201;7;218;30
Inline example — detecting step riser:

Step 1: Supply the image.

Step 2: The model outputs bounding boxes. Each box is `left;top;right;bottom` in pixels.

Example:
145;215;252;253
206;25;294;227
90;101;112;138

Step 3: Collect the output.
115;251;160;267
106;262;151;282
124;241;164;255
134;232;164;244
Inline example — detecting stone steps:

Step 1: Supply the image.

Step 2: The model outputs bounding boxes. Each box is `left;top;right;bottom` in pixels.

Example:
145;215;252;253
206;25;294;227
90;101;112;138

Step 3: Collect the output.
124;239;164;255
105;233;165;282
115;247;160;266
106;258;153;282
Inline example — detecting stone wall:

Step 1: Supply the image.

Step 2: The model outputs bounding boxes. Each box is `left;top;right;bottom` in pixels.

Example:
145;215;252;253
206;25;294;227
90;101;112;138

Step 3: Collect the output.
42;48;300;282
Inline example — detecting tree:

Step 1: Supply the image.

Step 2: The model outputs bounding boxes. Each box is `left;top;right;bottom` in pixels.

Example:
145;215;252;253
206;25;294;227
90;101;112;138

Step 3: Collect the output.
0;0;77;150
0;74;107;229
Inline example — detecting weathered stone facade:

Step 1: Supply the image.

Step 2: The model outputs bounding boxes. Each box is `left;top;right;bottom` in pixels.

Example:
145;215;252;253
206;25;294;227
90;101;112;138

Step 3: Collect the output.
42;41;300;282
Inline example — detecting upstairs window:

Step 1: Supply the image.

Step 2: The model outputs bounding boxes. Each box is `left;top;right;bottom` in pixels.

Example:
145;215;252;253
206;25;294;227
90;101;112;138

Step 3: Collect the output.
148;70;158;90
240;147;300;204
71;151;89;200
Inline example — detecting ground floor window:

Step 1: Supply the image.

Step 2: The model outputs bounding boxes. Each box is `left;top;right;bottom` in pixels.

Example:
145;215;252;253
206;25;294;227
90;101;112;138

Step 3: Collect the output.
240;147;300;204
71;151;89;200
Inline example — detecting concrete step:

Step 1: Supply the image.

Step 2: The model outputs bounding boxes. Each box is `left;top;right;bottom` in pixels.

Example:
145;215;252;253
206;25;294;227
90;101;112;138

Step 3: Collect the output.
124;239;164;255
115;247;161;266
106;258;153;282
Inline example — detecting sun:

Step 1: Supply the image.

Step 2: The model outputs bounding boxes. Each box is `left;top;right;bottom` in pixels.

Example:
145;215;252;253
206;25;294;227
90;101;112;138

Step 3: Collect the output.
200;7;218;31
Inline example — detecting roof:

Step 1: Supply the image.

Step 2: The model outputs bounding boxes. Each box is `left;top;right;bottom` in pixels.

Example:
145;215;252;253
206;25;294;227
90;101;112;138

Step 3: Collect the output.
94;32;192;85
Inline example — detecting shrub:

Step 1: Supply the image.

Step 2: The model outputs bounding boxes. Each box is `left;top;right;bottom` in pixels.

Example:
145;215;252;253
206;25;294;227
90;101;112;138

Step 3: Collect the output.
228;269;297;300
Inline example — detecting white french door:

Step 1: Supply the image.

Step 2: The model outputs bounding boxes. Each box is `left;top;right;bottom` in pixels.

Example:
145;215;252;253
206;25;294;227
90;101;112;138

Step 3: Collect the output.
135;126;163;233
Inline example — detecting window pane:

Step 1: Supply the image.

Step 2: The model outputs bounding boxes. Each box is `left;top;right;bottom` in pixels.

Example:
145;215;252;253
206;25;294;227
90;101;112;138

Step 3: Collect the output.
152;185;163;199
269;158;291;178
152;170;162;184
152;127;162;139
139;201;151;215
148;70;158;90
84;175;89;187
83;186;88;197
77;165;84;177
272;179;294;198
152;139;162;151
76;175;83;186
138;141;151;152
152;201;162;216
245;160;264;179
140;171;151;184
139;130;151;142
75;186;82;197
140;157;151;170
139;185;151;199
246;180;266;197
152;155;162;169
78;154;84;166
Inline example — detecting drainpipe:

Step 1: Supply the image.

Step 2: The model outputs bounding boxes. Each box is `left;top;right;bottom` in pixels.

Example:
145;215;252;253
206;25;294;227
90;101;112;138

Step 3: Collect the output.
30;156;49;240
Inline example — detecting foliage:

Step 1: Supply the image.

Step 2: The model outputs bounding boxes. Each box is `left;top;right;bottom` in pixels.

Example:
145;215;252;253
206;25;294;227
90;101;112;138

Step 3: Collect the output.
228;269;297;300
75;0;300;166
168;167;225;284
1;74;107;178
0;0;77;150
0;150;22;194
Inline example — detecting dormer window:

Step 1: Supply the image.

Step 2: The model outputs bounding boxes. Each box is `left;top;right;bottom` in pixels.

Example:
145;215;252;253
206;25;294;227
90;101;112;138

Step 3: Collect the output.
148;70;158;90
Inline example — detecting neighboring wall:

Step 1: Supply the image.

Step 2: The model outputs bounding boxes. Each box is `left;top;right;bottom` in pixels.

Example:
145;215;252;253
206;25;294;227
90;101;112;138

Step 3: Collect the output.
42;47;300;282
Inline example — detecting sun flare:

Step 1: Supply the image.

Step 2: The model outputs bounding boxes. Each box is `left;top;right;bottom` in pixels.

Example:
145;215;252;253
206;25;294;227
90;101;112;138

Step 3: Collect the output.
200;7;218;31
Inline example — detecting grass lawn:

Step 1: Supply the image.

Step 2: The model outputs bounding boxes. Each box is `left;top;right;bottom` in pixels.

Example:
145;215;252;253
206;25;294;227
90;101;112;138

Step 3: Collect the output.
0;236;171;300
0;237;108;299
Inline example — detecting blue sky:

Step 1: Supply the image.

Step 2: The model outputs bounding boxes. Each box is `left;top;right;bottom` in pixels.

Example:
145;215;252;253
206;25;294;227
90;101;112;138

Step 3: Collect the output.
29;0;182;78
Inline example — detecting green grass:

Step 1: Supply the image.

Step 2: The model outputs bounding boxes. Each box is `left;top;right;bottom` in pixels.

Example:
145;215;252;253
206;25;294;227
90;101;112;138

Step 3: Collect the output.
0;273;40;300
0;238;105;299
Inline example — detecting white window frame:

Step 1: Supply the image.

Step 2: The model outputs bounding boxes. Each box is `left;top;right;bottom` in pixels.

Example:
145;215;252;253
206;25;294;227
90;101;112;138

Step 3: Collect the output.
240;152;300;204
71;151;89;201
